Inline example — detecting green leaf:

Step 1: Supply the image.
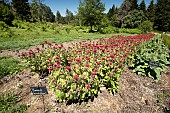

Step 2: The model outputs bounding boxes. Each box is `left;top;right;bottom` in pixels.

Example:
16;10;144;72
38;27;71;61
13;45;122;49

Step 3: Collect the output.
71;84;76;91
154;68;161;80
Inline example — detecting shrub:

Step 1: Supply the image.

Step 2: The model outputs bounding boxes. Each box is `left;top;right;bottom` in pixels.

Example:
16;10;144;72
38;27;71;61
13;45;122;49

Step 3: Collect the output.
139;21;153;33
65;27;71;34
0;21;13;37
0;21;9;31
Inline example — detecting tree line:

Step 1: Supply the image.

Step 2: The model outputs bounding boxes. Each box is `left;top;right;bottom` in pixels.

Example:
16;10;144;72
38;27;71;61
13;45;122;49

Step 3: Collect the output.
0;0;169;32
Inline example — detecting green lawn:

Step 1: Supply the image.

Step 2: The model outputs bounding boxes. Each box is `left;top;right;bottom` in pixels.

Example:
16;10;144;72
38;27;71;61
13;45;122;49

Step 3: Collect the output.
0;26;129;51
0;56;26;79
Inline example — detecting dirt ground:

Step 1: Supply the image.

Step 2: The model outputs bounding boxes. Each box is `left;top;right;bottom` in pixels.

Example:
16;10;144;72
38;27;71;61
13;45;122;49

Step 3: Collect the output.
0;67;170;113
0;40;170;113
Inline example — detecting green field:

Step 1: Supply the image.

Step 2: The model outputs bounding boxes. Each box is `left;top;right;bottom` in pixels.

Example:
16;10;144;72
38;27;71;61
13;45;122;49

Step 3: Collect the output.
0;26;131;51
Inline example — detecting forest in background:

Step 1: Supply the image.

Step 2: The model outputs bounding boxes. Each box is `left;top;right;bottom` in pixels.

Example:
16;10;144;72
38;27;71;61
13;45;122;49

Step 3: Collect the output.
0;0;170;33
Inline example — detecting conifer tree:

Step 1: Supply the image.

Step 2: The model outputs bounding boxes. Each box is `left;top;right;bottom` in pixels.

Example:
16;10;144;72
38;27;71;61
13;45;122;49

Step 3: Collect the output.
139;0;146;13
155;0;170;31
146;0;156;22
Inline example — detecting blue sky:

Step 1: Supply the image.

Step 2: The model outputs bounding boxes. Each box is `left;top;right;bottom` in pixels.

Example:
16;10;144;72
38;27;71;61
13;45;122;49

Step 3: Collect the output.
42;0;155;16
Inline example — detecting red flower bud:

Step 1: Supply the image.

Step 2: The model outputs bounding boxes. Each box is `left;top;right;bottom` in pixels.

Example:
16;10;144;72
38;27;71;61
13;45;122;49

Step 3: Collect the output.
55;56;60;60
56;65;60;69
66;66;71;71
75;57;81;63
73;74;79;81
36;47;40;51
86;84;91;90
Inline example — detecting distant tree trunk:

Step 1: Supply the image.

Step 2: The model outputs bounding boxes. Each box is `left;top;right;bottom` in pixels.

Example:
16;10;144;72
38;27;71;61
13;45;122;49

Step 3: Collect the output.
90;25;92;32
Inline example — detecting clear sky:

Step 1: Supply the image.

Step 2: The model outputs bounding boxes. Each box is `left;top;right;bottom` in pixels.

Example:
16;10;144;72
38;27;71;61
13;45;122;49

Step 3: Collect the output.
42;0;155;16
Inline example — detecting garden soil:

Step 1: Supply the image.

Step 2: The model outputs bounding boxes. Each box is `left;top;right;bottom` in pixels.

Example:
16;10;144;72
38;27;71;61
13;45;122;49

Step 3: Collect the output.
0;40;170;113
0;67;170;113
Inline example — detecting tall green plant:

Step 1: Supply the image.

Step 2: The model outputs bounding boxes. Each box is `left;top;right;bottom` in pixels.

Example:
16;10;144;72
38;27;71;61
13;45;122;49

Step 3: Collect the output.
130;35;170;80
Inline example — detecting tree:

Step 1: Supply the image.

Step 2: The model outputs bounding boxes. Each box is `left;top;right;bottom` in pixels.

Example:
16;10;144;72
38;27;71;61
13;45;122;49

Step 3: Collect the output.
116;0;132;27
107;4;116;20
0;2;14;25
0;0;9;4
30;1;54;22
154;0;170;31
131;0;138;10
56;10;61;23
146;0;156;22
139;0;146;13
65;8;74;24
78;0;105;32
122;10;145;28
12;0;31;21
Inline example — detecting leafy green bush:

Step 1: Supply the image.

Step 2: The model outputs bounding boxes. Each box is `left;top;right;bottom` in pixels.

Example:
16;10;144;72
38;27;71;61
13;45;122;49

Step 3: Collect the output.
65;27;71;34
162;34;170;49
0;21;13;37
40;26;47;31
99;26;143;34
139;21;153;33
0;92;27;113
130;35;170;80
0;21;9;31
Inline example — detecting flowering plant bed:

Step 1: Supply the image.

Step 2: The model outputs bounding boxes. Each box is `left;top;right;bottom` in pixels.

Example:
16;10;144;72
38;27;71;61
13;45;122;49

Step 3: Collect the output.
20;34;157;102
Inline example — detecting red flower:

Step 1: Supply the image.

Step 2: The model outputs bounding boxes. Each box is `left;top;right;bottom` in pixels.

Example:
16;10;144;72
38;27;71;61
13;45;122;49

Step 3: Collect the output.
47;42;52;45
73;74;79;81
48;67;53;72
94;68;98;72
93;49;97;53
68;60;72;63
66;66;71;71
86;84;91;90
110;54;115;59
109;62;113;65
96;61;101;66
51;79;55;83
114;66;118;71
55;56;60;60
56;65;60;69
52;45;57;49
109;73;113;77
87;50;91;54
75;57;81;63
48;64;52;66
86;56;90;61
86;64;90;68
102;57;105;61
48;58;51;62
91;72;96;77
56;62;60;65
76;88;81;92
36;47;40;51
21;53;25;57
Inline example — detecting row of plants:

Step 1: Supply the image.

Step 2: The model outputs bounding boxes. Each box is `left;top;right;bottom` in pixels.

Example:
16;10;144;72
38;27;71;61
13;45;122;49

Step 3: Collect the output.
162;34;170;49
130;34;170;80
20;34;155;103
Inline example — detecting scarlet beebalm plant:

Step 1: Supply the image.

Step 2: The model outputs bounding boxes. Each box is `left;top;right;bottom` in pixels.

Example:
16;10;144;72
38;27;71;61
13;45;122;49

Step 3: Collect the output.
20;34;155;102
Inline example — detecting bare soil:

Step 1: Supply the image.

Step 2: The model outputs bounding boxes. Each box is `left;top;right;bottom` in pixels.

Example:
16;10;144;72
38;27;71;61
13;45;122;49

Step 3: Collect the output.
0;40;170;113
0;67;170;113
